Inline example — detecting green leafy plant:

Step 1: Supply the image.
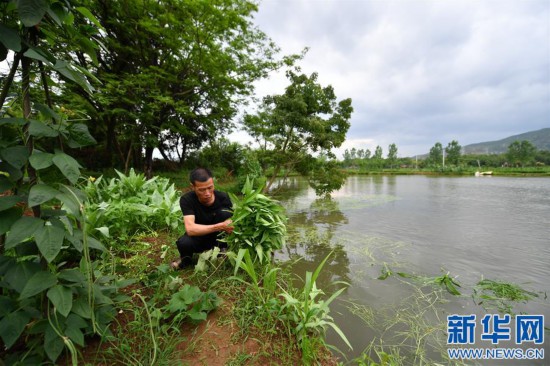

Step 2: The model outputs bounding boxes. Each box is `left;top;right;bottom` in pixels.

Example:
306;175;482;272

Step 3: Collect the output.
223;176;287;263
278;251;352;364
162;283;222;323
0;2;129;364
84;169;182;247
230;248;281;304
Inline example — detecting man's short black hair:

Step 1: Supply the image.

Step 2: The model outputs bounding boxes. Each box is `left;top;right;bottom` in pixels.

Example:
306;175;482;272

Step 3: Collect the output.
189;168;213;185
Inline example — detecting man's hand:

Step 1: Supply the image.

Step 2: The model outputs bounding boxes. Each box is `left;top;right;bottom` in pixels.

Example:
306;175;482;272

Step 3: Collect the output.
218;219;233;234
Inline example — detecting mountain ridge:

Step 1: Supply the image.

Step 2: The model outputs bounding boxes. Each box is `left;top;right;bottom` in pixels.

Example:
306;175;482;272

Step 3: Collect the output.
461;128;550;154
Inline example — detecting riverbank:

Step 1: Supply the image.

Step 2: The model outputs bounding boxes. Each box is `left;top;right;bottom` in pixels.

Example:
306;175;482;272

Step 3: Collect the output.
342;166;550;177
64;231;341;365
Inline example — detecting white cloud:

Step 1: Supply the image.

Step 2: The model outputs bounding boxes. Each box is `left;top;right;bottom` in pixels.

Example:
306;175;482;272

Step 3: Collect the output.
241;0;550;157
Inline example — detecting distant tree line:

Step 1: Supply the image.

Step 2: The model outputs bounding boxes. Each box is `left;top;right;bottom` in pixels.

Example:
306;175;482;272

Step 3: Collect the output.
337;139;549;170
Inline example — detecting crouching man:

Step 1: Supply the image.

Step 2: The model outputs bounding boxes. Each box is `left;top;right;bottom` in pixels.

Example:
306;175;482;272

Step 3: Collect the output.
172;168;233;269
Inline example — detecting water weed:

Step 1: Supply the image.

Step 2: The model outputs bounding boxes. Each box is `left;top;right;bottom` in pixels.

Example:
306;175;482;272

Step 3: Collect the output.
473;278;539;314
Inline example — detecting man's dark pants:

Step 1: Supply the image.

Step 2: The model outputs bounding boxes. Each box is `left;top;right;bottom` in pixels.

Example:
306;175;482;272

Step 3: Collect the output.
175;210;231;268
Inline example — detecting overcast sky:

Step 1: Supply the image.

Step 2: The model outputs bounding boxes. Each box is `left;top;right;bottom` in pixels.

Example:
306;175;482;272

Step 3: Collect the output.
233;0;550;158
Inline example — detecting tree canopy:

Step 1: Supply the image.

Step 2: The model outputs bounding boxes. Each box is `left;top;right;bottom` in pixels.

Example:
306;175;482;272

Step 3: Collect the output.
244;70;353;195
60;0;297;176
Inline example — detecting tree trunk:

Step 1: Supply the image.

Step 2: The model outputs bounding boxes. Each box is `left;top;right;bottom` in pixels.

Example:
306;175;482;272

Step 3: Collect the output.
144;146;154;179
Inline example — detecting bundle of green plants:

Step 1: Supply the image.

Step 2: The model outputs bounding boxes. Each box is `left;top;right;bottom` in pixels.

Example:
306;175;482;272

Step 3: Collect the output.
222;176;287;263
84;169;183;246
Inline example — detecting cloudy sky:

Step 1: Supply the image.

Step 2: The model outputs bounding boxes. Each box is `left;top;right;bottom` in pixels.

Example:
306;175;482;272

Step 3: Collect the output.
234;0;550;158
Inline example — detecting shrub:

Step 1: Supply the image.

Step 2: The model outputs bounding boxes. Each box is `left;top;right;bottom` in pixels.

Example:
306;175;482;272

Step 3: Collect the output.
85;169;183;247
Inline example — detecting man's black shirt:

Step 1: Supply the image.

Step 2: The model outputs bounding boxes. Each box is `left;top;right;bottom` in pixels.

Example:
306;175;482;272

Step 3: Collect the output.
179;190;232;225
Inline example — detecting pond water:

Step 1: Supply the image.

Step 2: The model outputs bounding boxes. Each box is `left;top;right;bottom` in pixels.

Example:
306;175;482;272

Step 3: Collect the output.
273;175;550;365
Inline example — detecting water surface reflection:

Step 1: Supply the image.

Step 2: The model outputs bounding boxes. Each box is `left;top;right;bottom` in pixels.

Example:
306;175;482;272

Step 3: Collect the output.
274;175;550;364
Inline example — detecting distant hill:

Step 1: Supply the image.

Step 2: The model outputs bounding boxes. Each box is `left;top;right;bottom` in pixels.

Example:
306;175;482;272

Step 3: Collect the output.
462;128;550;154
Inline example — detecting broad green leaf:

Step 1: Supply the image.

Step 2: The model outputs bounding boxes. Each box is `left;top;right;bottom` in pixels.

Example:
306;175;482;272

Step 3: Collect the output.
3;261;41;293
47;285;73;317
29;151;54;170
23;46;55;64
0;24;22;51
0;43;7;61
71;297;91;319
34;103;62;123
75;6;105;31
17;0;48;27
28;184;60;206
0;310;31;348
53;60;94;94
19;270;57;299
0;146;30;169
5;216;44;249
44;323;64;362
46;4;63;25
0;161;22;181
35;224;65;263
0;296;16;317
93;284;113;305
95;226;109;238
66;313;88;329
67;123;97;148
0;195;20;212
0;255;16;276
56;193;80;217
58;268;85;284
52;152;81;184
28;120;58;138
0;117;26;126
0;175;13;191
65;230;83;252
87;236;107;252
64;326;84;347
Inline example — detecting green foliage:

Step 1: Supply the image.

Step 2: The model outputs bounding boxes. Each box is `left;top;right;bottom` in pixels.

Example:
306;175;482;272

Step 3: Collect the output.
163;284;221;323
507;140;537;167
308;159;347;197
223;177;287;263
101;264;221;365
445;140;462;166
278;252;352;364
84;169;182;246
473;278;539;314
379;268;462;296
243;70;353;195
65;0;297;174
0;1;129;363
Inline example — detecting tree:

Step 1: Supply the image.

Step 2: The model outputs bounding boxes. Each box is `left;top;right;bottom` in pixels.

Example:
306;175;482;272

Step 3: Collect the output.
244;70;353;194
343;149;351;163
66;0;295;176
0;1;122;362
350;147;357;160
445;140;462;166
507;140;536;167
428;142;443;166
387;143;398;168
